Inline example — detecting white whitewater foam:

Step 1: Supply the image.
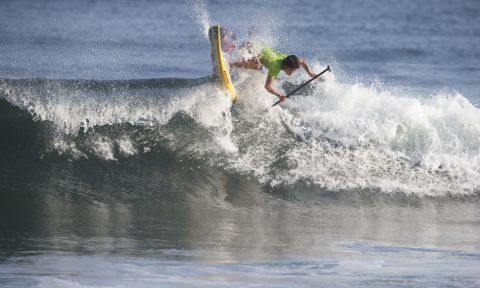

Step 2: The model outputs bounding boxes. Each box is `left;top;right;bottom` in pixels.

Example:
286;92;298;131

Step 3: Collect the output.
2;64;479;195
226;65;480;195
91;136;116;161
117;136;137;157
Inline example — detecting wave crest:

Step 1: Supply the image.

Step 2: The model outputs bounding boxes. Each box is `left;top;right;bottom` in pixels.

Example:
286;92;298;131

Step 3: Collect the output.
1;72;479;196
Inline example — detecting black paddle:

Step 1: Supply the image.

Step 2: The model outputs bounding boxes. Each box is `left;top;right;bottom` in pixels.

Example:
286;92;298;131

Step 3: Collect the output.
272;65;331;107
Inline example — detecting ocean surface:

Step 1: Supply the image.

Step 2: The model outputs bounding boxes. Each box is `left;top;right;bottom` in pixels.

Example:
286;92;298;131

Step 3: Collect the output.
1;0;480;287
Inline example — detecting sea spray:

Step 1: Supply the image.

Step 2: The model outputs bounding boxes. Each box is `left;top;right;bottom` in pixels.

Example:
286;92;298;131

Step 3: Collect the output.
192;0;211;39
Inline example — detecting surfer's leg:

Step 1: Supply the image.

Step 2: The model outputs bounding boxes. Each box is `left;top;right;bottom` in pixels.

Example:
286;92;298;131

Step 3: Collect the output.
231;58;262;70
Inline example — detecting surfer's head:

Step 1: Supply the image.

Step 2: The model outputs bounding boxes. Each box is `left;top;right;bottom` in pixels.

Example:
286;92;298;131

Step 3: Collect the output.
282;55;301;75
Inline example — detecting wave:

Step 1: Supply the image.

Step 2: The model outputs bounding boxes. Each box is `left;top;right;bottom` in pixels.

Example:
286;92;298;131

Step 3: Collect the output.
1;70;480;196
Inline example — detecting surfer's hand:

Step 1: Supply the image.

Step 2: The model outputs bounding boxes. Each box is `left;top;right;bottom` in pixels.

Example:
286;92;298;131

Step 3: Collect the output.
309;72;316;78
278;95;286;102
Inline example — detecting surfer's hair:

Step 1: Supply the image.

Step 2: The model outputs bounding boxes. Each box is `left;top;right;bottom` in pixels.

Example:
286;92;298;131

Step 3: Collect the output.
282;55;300;69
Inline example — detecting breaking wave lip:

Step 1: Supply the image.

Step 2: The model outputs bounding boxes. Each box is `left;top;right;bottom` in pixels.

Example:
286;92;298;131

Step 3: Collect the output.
1;69;480;197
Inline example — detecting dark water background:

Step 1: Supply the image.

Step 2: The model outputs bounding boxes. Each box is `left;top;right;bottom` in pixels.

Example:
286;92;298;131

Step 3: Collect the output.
1;0;480;287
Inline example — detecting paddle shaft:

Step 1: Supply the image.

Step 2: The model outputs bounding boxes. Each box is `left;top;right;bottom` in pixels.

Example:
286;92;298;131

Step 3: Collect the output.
272;65;330;107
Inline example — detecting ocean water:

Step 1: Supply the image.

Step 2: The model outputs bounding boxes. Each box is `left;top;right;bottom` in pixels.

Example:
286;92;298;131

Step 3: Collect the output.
1;0;480;287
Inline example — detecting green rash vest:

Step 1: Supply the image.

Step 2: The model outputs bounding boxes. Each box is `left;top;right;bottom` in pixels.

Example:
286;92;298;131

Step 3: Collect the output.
260;48;287;79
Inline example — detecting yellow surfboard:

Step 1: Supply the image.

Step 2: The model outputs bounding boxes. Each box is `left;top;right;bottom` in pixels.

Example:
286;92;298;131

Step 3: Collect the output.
208;26;237;101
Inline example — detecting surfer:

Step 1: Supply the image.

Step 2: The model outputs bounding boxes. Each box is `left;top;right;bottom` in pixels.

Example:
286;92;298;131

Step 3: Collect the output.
231;47;317;102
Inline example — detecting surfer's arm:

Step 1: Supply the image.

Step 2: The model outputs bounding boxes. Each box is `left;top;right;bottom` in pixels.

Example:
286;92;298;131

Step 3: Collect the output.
264;75;285;99
300;59;316;78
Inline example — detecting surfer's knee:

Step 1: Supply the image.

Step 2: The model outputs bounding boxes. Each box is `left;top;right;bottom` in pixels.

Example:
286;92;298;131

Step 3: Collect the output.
250;58;262;70
252;62;262;70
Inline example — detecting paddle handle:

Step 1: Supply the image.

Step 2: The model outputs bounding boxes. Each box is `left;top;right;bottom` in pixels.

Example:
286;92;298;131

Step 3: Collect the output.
272;65;330;107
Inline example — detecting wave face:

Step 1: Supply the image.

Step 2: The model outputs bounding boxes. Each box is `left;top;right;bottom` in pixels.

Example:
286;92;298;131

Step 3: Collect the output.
1;71;480;196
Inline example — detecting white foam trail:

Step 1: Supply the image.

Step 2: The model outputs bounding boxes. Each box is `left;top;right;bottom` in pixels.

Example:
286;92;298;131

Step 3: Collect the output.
38;277;98;288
